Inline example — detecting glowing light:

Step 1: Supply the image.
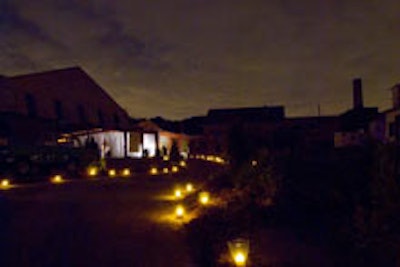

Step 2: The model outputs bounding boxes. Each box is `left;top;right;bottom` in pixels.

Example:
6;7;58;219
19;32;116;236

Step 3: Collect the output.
195;155;201;159
174;189;183;199
200;155;206;160
175;204;185;218
150;167;158;175
251;160;257;166
185;183;193;193
234;253;246;266
179;160;187;167
57;137;68;143
87;166;98;177
0;179;10;188
228;238;250;267
206;155;215;161
121;168;131;177
108;169;117;177
163;155;169;161
163;167;169;174
198;191;210;205
51;175;64;184
215;157;225;164
171;166;179;173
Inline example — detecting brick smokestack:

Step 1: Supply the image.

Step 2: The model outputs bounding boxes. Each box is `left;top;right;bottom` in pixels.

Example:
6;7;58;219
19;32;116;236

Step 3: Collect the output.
353;78;363;109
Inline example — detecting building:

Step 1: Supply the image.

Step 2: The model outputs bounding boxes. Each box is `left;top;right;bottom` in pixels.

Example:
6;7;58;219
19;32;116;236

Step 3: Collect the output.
133;119;191;158
193;106;285;156
0;67;131;146
383;84;400;143
277;116;340;157
334;78;379;148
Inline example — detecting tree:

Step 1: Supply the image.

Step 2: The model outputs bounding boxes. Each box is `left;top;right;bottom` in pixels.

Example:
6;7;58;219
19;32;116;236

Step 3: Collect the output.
169;139;181;162
234;148;282;207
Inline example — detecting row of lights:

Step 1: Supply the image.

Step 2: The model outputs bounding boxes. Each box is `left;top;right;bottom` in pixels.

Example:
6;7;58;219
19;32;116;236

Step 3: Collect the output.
189;154;225;164
86;160;188;178
87;166;132;178
149;165;182;175
173;183;210;218
150;160;187;176
171;183;248;267
1;160;188;190
0;174;67;189
1;166;134;189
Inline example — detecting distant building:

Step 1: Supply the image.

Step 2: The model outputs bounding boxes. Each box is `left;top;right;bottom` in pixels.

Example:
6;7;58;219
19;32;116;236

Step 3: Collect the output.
0;67;131;146
278;116;339;157
334;78;379;148
382;84;400;143
194;106;285;156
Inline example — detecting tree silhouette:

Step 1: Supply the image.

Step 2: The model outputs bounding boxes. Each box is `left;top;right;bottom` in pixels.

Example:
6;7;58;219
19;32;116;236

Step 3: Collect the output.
169;139;180;162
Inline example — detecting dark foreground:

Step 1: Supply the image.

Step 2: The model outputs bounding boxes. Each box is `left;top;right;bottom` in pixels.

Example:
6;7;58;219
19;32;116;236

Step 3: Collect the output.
0;176;194;267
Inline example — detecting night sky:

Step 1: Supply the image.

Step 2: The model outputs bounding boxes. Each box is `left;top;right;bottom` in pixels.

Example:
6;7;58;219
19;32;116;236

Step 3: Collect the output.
1;0;400;119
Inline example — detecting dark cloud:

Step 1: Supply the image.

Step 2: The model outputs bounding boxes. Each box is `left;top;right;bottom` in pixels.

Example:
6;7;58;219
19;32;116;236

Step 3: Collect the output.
1;0;400;119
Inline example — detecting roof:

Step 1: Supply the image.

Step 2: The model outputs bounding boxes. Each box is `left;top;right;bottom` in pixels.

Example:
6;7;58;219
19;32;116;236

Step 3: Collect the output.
1;66;130;130
7;67;124;113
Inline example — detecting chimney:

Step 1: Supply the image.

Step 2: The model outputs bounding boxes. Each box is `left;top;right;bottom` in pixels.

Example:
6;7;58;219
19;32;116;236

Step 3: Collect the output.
353;78;363;109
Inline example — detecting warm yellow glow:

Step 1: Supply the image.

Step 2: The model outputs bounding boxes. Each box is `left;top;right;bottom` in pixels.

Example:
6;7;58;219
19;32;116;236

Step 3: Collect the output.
57;137;68;143
121;168;131;177
87;166;98;177
215;157;225;164
179;160;187;167
199;191;210;205
195;155;201;159
234;252;246;266
175;205;185;218
200;155;206;160
51;175;64;184
174;189;183;199
163;167;169;174
108;169;117;177
1;179;10;188
251;160;257;166
206;155;215;161
150;167;158;175
228;238;249;267
163;155;170;161
171;166;179;173
185;183;193;193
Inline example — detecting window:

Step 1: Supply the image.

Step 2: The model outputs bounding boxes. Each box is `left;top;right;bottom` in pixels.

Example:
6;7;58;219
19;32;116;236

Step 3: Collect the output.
54;100;63;120
25;93;37;118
